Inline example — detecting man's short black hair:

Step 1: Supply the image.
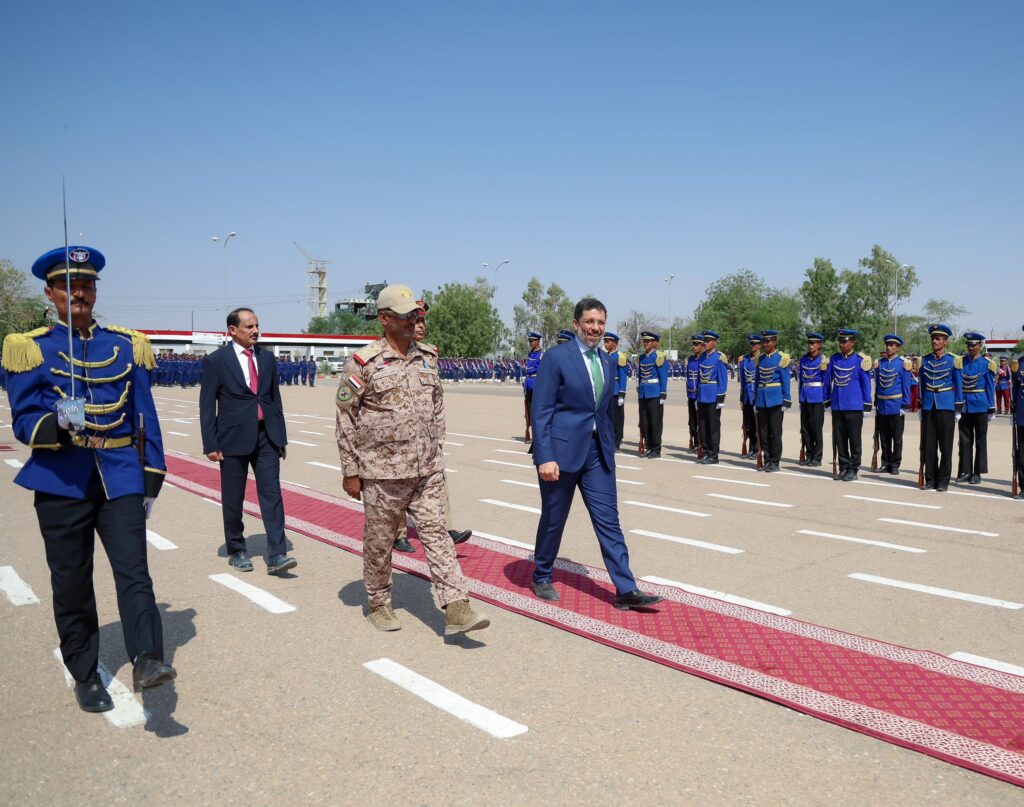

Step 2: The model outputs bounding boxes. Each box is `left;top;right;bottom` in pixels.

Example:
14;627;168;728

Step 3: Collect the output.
227;307;256;328
574;298;607;321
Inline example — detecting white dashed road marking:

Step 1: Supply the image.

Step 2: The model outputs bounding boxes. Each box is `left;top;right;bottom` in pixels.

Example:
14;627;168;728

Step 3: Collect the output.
483;459;534;470
622;501;711;518
843;494;940;510
53;649;146;728
630;529;744;555
209;574;296;613
948;652;1024;677
4;459;24;469
449;431;523;444
501;479;539;490
797;530;926;554
878;517;998;538
364;658;528;739
705;493;793;508
307;461;342;471
692;475;769;488
145;530;178;551
480;498;542;515
300;430;325;436
0;566;40;605
166;431;190;437
473;531;535;551
848;574;1023;609
289;440;317;447
641;575;791;615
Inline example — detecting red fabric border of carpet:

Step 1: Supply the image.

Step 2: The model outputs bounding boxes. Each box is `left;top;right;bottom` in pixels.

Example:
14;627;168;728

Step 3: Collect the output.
166;453;1024;787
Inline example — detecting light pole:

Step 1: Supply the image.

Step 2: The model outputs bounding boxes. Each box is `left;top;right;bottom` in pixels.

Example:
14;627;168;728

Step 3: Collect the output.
211;232;237;322
894;263;909;334
664;274;675;357
483;259;511;357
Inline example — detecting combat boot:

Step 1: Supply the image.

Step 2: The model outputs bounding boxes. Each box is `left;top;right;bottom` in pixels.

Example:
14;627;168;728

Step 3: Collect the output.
444;599;490;635
367;605;401;631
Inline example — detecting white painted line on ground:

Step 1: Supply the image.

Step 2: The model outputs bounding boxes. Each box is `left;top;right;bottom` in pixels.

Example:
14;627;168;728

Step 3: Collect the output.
445;441;465;446
851;479;920;489
616;464;642;471
693;475;769;488
449;431;523;444
480;498;542;515
446;468;459;473
641;575;791;615
283;480;311;488
0;424;12;429
285;419;308;425
4;458;24;469
653;456;696;465
848;573;1023;609
299;430;326;436
473;531;535;551
483;459;534;470
797;529;926;553
776;470;830;481
209;573;296;613
0;566;40;605
878;517;998;538
501;479;539;489
630;529;744;555
163;482;177;489
495;448;529;456
948;652;1024;678
166;431;190;437
947;490;1007;501
171;418;195;424
289;439;318;447
145;530;178;551
623;500;711;518
705;493;793;508
843;494;940;509
616;478;645;486
307;461;342;471
364;658;528;739
202;498;222;507
53;649;147;728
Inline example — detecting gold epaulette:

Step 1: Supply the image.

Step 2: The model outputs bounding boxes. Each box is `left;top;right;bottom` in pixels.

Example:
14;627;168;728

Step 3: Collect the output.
779;351;790;369
859;352;872;371
953;355;963;369
902;358;913;371
872;359;880;371
821;354;830;369
415;340;437;356
655;351;665;367
1;326;50;372
105;325;157;369
720;352;729;364
1012;359;1019;372
987;357;999;374
353;340;384;366
617;352;627;367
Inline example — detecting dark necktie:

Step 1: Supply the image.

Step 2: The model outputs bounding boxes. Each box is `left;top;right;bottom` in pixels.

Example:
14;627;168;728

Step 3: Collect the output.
244;349;264;420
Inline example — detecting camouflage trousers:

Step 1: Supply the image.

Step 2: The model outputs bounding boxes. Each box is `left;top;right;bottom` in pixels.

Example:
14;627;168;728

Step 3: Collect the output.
362;471;468;609
397;470;454;538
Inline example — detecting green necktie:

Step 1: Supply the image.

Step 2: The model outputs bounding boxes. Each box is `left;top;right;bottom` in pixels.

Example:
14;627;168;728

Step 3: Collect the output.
586;349;604;405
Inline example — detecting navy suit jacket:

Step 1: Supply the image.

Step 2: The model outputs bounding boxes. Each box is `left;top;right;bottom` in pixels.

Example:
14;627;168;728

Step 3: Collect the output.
531;340;616;473
200;343;288;455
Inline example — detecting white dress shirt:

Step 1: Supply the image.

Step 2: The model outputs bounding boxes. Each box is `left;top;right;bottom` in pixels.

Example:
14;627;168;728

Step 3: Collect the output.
232;340;257;387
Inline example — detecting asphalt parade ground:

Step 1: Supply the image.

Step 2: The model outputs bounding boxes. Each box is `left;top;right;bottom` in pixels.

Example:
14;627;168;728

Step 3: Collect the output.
1;381;1021;805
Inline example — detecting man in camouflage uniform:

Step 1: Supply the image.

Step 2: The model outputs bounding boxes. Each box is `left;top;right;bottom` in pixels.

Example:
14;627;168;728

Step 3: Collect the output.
335;284;489;634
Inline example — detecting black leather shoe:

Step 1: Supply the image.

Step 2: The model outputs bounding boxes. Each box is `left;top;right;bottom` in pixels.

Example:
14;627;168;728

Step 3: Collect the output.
133;653;177;691
955;473;971;483
888;466;900;475
393;537;415;553
229;550;254;572
267;554;298;574
75;672;114;713
935;485;948;493
531;580;559;601
448;529;472;544
845;470;858;482
969;474;981;485
705;457;719;465
807;460;822;467
614;590;663;611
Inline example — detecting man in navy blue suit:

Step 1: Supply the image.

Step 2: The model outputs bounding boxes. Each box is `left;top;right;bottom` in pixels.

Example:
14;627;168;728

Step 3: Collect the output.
529;298;663;611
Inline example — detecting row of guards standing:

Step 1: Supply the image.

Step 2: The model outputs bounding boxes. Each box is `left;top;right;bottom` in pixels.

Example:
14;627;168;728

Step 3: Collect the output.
520;324;1022;497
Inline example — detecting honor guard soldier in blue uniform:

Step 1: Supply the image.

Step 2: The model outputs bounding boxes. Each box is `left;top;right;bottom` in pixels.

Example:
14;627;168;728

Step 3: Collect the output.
685;334;704;453
753;330;791;471
798;332;829;466
697;329;729;464
1012;339;1024;498
2;246;176;713
603;331;628;449
738;333;761;460
637;330;669;458
916;323;964;491
955;332;997;484
556;329;574;344
523;332;543;442
873;335;913;474
826;328;873;480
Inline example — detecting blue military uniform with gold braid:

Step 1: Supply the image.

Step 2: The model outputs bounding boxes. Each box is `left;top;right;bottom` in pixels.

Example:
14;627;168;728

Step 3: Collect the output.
960;352;996;414
696;347;728;404
3;321;166;499
874;354;913;414
826;350;873;411
918;352;963;412
754;350;791;408
798;352;829;403
637;348;669;399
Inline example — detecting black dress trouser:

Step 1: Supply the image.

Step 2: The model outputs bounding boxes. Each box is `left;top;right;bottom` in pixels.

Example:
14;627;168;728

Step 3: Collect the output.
876;413;905;470
757;405;784;466
34;472;163;683
220;424;287;557
688;398;700;449
800;402;824;463
638;397;663;452
611;397;625;449
741;402;759;454
922;408;955;489
698;402;721;459
832;410;864;473
957;412;989;476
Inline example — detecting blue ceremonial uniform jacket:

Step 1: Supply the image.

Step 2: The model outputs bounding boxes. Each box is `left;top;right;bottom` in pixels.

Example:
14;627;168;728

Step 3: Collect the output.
523;349;542;391
637;350;669;399
608;350;628;396
686;354;701;400
2;321;165;500
827;351;872;411
697;349;728;404
738;352;758;405
754;351;791;408
960;353;996;414
873;355;912;415
798;353;829;404
918;352;964;412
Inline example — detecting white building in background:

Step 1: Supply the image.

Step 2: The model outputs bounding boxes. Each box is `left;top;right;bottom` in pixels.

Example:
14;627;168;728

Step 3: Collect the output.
141;329;376;370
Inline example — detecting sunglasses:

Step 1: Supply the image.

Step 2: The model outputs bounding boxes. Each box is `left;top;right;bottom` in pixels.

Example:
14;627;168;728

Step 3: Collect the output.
382;309;418;321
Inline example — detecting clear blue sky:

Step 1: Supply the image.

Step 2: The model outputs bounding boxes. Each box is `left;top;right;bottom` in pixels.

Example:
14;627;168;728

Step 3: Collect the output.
2;1;1021;337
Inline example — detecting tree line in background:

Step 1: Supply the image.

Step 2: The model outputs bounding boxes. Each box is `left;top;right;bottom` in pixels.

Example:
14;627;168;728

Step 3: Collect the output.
0;259;48;344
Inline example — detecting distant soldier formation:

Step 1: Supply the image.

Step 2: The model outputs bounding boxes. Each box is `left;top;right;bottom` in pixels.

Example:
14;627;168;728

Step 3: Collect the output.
152;353;319;387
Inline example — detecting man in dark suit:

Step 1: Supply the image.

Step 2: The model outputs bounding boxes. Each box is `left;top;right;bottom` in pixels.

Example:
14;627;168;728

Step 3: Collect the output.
530;298;663;611
200;308;296;574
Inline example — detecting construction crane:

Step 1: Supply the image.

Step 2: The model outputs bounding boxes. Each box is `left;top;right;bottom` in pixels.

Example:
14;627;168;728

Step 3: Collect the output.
294;242;332;320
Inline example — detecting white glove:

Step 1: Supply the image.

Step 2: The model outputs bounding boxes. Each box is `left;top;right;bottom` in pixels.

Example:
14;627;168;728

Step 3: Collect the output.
716;403;724;410
899;409;906;417
987;413;995;422
143;497;155;520
659;398;665;406
616;397;624;407
955;413;962;423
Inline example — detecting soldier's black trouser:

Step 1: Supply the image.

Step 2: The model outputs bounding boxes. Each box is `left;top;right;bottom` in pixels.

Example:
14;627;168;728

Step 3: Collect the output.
757;405;783;466
687;398;700;450
832;410;864;473
611;397;625;448
800;402;824;463
921;408;955;489
34;472;163;683
638;396;663;452
957;412;989;476
697;402;721;459
876;413;905;470
741;402;759;455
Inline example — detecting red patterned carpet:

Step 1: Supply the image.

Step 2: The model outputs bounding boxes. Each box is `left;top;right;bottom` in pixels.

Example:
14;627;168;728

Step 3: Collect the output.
166;451;1024;787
